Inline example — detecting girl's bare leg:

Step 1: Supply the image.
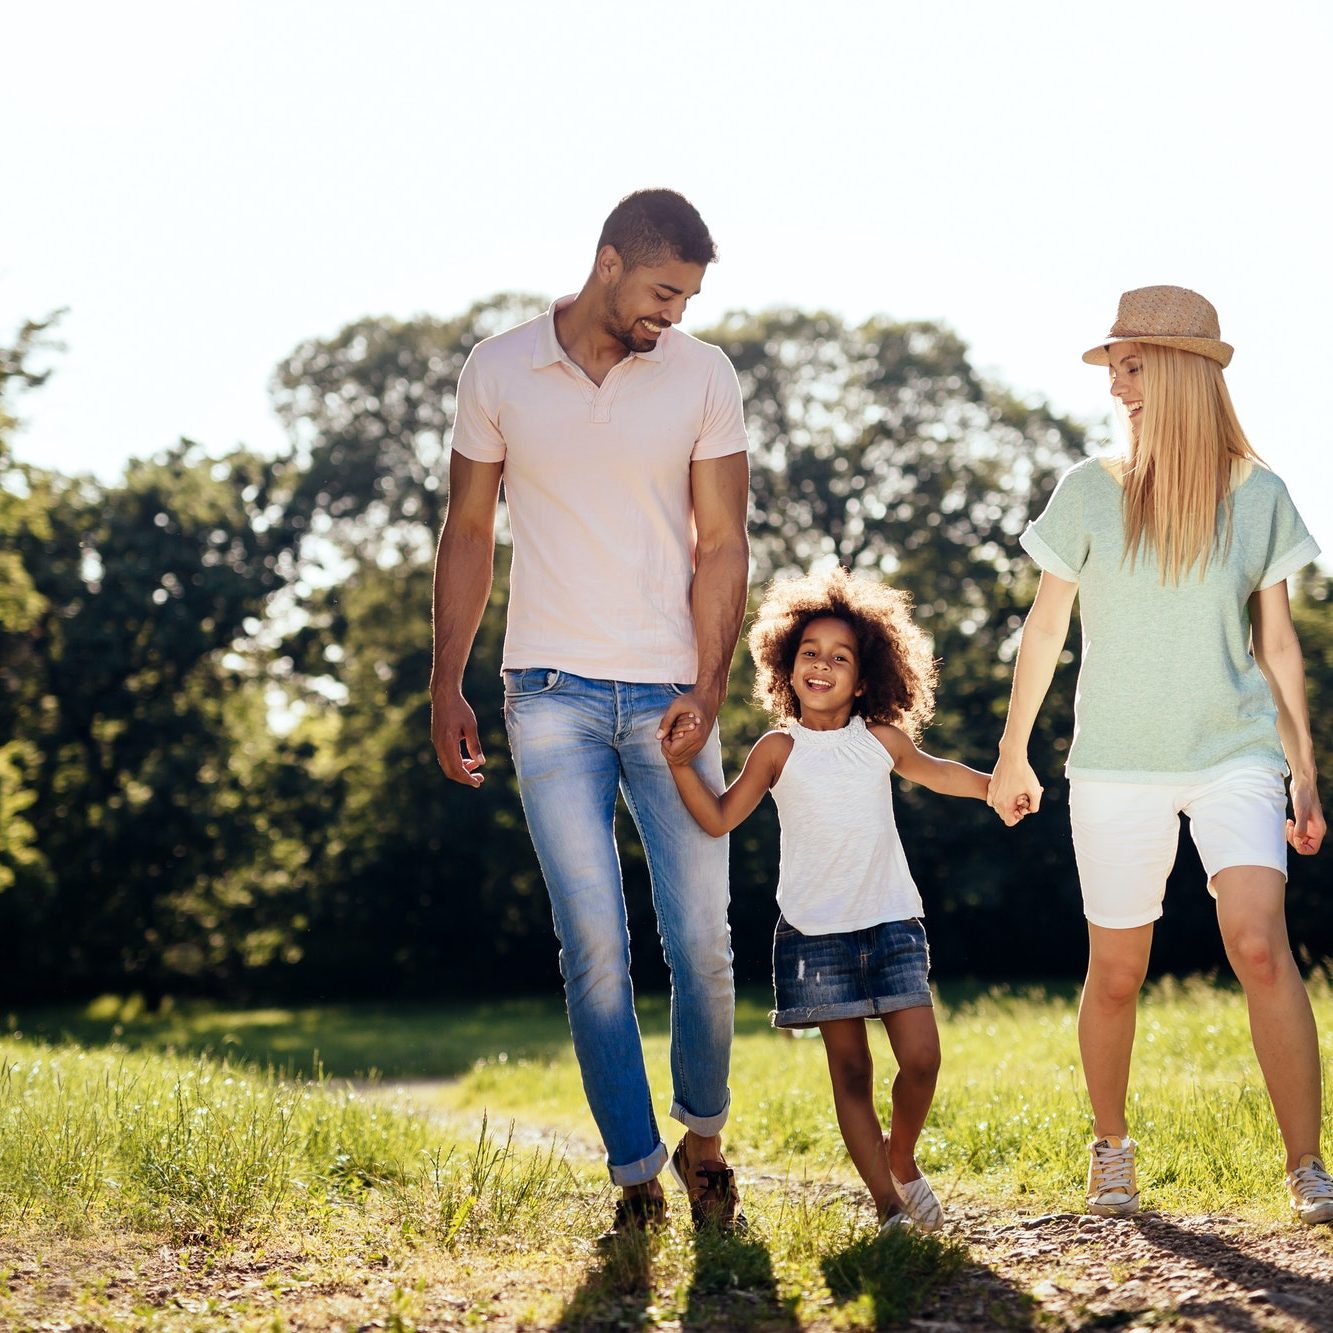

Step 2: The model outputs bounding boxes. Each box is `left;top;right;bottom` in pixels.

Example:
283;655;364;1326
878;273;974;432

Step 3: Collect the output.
819;1018;900;1218
879;1006;941;1183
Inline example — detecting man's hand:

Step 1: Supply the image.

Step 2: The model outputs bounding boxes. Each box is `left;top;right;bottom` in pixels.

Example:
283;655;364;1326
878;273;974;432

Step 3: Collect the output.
432;689;485;787
656;692;715;765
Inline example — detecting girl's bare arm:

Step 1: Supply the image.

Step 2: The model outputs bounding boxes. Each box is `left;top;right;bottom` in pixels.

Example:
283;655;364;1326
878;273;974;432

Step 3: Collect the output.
667;730;792;837
874;725;992;800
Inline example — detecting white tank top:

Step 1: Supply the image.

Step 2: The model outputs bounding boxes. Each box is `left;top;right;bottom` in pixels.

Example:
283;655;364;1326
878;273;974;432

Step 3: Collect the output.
770;715;924;934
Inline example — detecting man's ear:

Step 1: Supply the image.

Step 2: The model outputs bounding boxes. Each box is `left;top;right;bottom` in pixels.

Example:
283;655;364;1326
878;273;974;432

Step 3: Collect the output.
594;244;623;286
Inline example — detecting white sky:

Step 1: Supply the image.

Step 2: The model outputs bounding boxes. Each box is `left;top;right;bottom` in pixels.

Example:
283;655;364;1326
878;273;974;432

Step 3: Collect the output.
4;0;1332;564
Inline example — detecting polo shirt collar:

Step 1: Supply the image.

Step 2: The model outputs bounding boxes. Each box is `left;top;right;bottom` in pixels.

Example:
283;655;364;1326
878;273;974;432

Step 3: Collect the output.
532;295;666;369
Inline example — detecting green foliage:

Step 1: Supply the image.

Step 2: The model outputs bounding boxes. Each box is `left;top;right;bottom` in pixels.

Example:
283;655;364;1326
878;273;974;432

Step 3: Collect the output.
0;317;62;900
4;298;1331;999
270;294;547;566
1;438;315;995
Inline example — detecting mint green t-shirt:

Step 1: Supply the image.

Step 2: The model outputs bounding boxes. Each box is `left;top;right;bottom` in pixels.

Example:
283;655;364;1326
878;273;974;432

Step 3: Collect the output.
1020;458;1320;783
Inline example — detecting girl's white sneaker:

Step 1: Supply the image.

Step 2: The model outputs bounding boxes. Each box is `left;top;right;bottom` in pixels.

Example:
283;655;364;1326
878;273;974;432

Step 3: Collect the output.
889;1169;944;1232
1287;1154;1333;1226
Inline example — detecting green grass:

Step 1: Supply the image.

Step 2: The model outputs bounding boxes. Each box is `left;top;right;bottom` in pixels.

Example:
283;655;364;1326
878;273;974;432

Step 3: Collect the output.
427;973;1333;1219
11;972;1333;1221
6;993;578;1080
5;976;1332;1328
0;1039;582;1244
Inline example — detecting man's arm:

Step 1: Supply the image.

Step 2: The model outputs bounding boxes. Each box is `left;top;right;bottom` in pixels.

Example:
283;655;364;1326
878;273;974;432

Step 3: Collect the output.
431;452;503;786
657;451;750;763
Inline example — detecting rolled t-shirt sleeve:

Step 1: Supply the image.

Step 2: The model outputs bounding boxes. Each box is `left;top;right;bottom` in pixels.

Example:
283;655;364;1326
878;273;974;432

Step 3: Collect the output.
690;348;749;461
1019;465;1090;583
448;348;506;463
1258;477;1320;589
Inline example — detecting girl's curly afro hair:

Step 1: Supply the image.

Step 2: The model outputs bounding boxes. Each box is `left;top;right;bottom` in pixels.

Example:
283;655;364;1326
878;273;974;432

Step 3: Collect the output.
747;566;937;739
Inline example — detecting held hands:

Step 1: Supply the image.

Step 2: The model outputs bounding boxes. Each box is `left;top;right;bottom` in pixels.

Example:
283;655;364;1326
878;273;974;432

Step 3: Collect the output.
431;689;486;788
658;701;710;765
987;754;1043;828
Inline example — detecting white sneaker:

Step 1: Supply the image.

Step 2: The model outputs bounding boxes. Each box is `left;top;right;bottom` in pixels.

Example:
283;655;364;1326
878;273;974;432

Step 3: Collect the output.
1087;1136;1140;1217
890;1169;944;1232
1287;1154;1333;1226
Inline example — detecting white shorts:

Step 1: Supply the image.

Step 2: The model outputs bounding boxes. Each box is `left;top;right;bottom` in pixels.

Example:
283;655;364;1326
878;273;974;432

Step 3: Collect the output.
1069;766;1288;930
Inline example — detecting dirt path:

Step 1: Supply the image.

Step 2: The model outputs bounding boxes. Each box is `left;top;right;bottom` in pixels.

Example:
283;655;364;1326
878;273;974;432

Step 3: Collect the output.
919;1204;1333;1331
371;1081;1333;1331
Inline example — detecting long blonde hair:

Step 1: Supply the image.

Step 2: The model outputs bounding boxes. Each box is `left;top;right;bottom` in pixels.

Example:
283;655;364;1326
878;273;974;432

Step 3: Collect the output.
1121;344;1262;583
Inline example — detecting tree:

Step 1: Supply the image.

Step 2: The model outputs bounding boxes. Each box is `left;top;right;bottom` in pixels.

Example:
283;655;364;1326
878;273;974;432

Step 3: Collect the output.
0;315;63;902
1;440;314;998
269;295;547;569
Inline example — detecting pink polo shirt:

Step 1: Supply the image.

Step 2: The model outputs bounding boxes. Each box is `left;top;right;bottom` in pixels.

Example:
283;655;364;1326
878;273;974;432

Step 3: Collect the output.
450;297;749;683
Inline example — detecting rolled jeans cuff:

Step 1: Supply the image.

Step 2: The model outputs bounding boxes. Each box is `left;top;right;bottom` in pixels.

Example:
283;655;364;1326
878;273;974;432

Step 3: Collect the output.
670;1090;730;1138
609;1140;668;1188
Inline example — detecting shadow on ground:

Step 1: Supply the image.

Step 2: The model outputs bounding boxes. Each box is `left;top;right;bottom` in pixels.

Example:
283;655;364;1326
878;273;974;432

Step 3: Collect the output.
1134;1214;1333;1331
821;1226;1044;1330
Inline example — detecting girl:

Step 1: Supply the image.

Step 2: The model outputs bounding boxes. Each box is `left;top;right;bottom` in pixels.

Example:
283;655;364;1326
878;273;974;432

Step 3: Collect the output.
666;566;991;1232
989;286;1331;1225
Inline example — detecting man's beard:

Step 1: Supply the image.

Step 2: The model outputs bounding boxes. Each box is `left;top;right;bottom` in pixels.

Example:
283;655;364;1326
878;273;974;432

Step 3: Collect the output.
605;289;658;354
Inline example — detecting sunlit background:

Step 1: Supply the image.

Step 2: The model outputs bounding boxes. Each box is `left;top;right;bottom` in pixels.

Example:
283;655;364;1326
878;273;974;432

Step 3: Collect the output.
5;0;1331;559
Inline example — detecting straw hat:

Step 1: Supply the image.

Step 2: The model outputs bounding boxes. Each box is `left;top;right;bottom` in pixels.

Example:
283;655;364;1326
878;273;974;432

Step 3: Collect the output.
1082;286;1233;367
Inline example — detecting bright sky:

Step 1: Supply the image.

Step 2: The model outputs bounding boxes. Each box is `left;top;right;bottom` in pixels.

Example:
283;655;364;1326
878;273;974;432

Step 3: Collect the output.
5;1;1332;564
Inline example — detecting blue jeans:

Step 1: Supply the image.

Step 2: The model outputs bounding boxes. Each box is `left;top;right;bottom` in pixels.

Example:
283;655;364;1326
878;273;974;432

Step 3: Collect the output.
503;669;734;1185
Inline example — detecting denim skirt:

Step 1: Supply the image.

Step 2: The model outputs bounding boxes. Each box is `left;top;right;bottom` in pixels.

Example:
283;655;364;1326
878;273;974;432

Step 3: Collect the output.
772;915;932;1029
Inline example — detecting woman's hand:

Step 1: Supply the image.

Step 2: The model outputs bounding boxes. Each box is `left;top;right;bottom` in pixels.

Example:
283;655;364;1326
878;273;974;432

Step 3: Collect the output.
988;752;1043;827
1287;779;1326;855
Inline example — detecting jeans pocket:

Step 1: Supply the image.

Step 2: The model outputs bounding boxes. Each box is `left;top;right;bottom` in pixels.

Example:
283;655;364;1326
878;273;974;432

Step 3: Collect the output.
502;668;563;699
666;681;696;697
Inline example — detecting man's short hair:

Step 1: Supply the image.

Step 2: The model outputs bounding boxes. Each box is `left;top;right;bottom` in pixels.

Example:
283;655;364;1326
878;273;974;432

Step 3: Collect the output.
597;189;717;271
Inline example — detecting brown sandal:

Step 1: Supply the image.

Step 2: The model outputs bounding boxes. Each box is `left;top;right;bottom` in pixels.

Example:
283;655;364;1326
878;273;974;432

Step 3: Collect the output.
669;1137;748;1232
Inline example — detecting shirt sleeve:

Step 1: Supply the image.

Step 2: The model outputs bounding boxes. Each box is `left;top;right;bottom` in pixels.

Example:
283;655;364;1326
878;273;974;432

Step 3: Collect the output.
690;347;750;461
448;346;507;463
1258;474;1321;589
1019;464;1090;583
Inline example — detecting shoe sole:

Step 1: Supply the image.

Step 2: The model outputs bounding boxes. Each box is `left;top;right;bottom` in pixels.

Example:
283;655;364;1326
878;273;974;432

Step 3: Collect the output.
1294;1202;1333;1226
1088;1195;1141;1217
667;1149;689;1195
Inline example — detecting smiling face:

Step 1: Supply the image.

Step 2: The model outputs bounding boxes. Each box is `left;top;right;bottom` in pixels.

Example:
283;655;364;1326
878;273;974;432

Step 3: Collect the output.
790;615;863;726
600;249;706;354
1107;341;1144;439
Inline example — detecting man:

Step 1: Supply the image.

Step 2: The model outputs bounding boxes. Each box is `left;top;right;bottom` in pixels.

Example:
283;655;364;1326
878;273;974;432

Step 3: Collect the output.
431;189;750;1238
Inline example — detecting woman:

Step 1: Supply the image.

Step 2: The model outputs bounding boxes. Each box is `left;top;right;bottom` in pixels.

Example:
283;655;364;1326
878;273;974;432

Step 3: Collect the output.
989;286;1331;1225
